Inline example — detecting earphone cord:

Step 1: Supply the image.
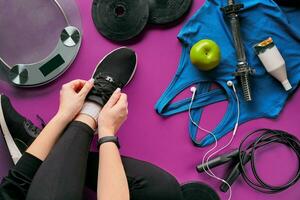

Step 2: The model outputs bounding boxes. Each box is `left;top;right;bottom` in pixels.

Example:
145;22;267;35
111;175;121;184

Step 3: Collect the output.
188;81;240;200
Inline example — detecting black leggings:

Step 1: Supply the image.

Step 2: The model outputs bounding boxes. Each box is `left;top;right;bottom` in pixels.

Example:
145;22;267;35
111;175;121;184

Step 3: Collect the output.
26;121;183;200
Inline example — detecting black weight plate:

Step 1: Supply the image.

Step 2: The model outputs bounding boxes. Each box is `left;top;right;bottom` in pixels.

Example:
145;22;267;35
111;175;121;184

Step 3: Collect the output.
148;0;193;24
181;182;220;200
92;0;149;42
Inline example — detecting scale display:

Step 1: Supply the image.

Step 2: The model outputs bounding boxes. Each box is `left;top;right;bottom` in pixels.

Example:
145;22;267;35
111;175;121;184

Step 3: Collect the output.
39;54;65;76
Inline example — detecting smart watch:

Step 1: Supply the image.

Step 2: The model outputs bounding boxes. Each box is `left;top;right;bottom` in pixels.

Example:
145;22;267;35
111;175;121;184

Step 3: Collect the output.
97;136;120;149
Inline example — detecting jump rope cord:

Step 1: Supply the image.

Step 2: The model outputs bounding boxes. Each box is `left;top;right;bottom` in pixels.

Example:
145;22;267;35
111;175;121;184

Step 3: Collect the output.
238;129;300;193
188;81;240;200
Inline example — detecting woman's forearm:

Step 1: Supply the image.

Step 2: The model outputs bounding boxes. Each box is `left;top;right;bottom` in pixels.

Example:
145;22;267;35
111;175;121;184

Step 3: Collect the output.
96;90;129;200
26;113;69;161
97;142;129;200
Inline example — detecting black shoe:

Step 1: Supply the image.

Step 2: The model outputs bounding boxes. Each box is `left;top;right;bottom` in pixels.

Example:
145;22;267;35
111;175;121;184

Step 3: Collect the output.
86;47;137;107
0;94;41;164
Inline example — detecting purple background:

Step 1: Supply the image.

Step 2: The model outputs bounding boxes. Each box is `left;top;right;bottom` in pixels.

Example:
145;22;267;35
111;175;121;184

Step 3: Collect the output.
1;0;300;199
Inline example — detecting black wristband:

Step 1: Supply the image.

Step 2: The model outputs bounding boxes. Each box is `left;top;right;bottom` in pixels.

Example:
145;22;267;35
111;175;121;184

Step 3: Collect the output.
97;136;120;149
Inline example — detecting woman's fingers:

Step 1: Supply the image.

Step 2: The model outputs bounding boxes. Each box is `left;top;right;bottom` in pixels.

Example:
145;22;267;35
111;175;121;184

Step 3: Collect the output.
78;79;94;97
114;93;128;110
61;80;87;93
64;79;86;89
105;88;122;107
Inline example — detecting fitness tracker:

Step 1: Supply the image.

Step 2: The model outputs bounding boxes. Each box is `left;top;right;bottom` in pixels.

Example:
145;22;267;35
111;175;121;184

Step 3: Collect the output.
97;136;120;149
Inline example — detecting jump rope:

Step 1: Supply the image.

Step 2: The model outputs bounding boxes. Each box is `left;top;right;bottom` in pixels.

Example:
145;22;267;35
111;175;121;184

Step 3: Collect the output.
188;81;300;199
238;129;300;193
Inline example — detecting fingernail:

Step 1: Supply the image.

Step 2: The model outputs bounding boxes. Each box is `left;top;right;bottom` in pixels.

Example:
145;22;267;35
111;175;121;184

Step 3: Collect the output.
89;78;94;83
115;88;121;93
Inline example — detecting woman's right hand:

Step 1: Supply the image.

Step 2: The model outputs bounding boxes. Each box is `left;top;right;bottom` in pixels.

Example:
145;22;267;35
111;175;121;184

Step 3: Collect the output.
98;88;128;138
57;79;94;123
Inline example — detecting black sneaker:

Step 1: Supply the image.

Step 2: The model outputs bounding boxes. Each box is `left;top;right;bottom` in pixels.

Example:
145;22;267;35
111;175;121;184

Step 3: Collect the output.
0;94;41;164
86;47;137;107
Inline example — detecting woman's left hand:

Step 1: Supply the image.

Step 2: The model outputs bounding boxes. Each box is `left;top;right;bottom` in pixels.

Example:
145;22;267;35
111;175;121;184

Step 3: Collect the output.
57;79;94;122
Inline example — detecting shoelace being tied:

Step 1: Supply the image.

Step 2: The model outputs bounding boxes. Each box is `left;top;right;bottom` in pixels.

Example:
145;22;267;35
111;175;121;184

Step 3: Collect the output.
91;73;123;104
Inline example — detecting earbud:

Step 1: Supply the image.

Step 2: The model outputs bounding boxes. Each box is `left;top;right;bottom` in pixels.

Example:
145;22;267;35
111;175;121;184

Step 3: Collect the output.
227;81;236;93
226;80;240;136
190;86;197;101
227;81;233;87
190;86;197;93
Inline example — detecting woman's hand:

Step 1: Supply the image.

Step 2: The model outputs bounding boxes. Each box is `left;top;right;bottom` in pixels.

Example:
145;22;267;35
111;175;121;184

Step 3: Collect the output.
98;88;128;138
57;79;94;123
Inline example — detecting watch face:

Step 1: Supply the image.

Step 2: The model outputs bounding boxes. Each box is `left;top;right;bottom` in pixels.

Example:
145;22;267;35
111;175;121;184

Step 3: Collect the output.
97;136;120;149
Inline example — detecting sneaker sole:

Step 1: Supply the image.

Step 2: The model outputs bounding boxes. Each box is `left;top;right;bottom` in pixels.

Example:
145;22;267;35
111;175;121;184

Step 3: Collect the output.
0;95;22;164
92;46;138;87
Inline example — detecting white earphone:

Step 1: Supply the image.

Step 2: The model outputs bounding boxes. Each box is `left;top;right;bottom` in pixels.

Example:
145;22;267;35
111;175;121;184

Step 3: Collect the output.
190;86;197;101
227;81;237;93
188;81;240;200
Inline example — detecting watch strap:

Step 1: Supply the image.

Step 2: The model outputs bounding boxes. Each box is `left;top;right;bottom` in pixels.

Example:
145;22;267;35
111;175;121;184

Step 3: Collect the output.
97;136;120;149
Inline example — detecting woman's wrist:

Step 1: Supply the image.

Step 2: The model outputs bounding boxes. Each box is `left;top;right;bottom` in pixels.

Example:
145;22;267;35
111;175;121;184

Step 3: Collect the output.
98;127;115;138
54;112;72;124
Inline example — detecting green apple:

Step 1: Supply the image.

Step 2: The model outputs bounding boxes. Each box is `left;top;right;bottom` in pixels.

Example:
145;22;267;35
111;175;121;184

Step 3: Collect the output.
190;39;221;71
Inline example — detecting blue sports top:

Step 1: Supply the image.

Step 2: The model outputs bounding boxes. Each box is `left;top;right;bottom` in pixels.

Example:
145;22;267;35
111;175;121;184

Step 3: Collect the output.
155;0;300;147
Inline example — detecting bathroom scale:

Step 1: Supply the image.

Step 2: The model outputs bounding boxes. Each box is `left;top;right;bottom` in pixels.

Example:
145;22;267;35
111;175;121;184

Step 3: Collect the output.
0;0;82;87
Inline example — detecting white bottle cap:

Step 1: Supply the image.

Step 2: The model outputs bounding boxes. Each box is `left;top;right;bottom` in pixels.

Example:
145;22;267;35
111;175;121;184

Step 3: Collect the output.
281;79;292;91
